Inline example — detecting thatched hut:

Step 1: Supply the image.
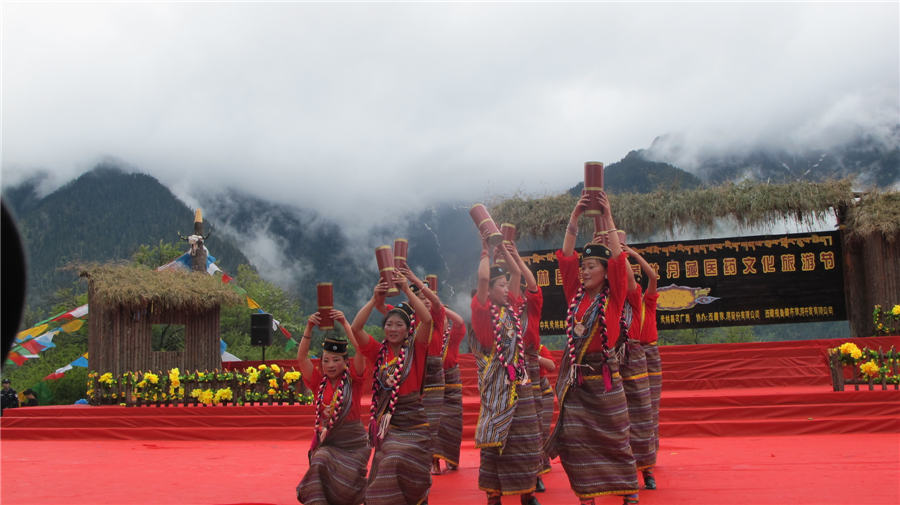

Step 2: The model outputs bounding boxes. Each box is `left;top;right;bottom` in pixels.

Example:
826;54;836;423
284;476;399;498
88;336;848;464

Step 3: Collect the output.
81;264;242;375
490;180;899;338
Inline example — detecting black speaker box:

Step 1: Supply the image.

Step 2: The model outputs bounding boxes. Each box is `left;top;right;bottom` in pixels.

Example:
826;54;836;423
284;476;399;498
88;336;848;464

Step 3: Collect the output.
250;313;274;346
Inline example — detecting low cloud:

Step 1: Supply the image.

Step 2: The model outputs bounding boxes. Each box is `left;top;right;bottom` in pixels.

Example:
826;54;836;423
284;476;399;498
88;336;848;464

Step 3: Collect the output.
2;2;897;227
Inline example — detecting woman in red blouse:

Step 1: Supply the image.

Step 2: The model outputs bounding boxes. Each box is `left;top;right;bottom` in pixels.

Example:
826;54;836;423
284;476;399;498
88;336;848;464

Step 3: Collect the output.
626;245;661;490
434;306;466;474
545;190;640;505
351;273;433;505
295;309;370;505
470;239;542;505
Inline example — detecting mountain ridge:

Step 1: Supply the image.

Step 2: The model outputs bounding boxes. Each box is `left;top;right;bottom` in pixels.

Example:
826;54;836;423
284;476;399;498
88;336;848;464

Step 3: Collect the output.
3;130;896;318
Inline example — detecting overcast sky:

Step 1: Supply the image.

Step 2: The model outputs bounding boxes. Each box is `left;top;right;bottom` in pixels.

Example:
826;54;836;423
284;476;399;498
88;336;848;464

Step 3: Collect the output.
2;2;898;227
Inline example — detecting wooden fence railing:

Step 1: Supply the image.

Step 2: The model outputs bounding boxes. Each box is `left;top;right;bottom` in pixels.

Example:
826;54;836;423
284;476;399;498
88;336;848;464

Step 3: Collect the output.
827;346;899;391
87;364;314;406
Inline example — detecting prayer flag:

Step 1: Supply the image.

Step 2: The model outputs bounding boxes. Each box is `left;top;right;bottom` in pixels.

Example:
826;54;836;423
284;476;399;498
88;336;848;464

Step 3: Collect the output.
7;352;26;366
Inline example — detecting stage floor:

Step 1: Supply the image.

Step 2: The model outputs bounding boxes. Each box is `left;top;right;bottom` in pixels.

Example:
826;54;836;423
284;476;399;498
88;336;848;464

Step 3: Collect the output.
3;434;898;505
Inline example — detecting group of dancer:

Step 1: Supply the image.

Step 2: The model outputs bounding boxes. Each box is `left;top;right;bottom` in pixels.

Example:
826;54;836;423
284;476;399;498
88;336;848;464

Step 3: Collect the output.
293;189;662;505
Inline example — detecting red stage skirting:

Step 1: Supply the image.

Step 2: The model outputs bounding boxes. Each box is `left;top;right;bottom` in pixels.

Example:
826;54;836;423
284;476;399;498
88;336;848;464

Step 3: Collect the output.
4;336;898;440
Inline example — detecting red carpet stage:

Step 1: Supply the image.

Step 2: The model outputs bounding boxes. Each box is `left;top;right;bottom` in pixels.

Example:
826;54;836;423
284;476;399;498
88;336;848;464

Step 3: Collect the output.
3;337;899;505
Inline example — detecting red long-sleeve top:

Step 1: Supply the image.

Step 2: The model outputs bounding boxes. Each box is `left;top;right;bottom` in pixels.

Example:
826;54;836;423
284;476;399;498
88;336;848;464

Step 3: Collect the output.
302;361;367;422
523;288;543;351
626;286;644;341
443;321;466;369
358;330;428;396
555;249;628;351
427;304;447;357
470;294;524;352
639;292;660;344
538;344;554;378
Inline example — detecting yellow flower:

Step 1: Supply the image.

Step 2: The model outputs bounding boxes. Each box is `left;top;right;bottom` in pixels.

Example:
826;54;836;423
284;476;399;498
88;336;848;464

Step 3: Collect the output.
259;364;267;369
169;368;181;388
99;372;114;384
839;342;862;359
213;388;233;404
892;304;900;316
267;388;276;396
144;372;159;384
283;371;301;383
190;388;202;398
198;390;214;405
137;380;147;388
271;364;281;374
860;360;880;378
248;371;260;384
268;378;278;388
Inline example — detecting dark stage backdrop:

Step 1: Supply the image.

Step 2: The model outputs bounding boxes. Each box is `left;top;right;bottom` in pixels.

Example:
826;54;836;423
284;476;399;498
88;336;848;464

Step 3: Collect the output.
521;231;846;335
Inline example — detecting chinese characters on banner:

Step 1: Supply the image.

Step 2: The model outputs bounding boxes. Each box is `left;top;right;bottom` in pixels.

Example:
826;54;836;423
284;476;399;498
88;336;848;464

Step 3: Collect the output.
521;231;846;334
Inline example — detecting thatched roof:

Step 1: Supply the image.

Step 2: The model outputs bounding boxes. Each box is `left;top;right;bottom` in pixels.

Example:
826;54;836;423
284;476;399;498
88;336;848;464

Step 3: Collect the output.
843;191;900;242
491;180;899;241
80;263;243;311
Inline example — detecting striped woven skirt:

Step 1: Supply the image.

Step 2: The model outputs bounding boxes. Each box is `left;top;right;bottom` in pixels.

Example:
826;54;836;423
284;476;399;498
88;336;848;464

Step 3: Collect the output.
435;365;463;466
365;393;433;505
478;381;542;496
296;421;371;505
642;343;662;453
423;355;446;455
548;353;639;499
526;350;550;475
539;376;554;474
620;339;655;471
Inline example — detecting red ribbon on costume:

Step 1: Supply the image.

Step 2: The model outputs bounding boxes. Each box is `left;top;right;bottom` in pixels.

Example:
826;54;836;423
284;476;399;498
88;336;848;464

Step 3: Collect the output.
602;363;612;392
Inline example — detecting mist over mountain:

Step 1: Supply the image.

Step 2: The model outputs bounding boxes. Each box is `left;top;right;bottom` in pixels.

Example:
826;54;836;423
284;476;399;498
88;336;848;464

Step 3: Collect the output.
2;165;250;311
642;125;900;187
3;129;896;319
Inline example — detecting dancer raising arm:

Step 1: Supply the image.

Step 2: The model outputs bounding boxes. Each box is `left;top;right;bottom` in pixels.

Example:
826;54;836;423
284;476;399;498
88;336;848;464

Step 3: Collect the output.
471;238;542;505
295;309;370;505
618;243;656;491
508;239;552;492
351;274;434;505
434;305;467;474
546;190;640;505
625;244;662;490
398;267;448;476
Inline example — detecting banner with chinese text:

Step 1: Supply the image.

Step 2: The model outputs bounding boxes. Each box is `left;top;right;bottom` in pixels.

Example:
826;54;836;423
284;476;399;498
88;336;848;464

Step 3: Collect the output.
521;231;846;334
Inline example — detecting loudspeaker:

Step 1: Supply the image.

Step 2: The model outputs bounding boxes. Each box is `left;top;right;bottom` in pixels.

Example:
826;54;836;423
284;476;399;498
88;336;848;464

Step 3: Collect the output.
250;313;274;346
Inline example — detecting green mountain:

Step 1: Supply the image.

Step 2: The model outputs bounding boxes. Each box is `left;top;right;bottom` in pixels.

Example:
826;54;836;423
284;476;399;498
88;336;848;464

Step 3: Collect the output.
2;164;251;313
198;189;374;310
645;128;900;187
568;150;703;195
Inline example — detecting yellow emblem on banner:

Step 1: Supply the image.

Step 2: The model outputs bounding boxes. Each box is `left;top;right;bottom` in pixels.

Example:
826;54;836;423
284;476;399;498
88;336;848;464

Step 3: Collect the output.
657;284;718;311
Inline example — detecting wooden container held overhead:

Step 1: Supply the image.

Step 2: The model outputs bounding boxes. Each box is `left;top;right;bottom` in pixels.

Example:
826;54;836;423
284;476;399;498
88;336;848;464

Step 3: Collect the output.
470;203;503;247
584;162;605;217
375;246;400;297
425;274;438;292
316;282;334;330
393;238;409;269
